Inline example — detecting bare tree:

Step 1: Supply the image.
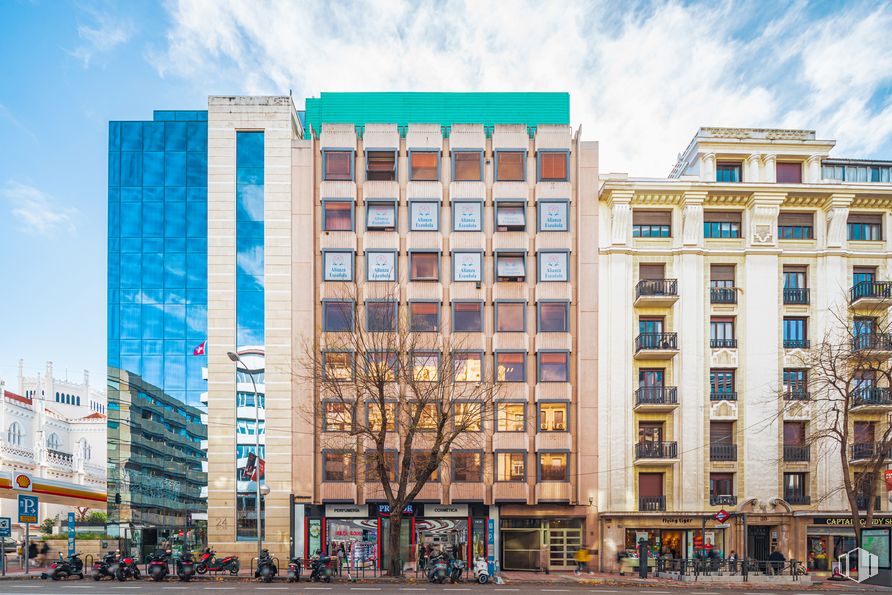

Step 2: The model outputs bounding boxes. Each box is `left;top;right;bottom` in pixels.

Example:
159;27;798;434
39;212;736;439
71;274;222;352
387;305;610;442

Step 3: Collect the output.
785;299;892;545
299;284;497;575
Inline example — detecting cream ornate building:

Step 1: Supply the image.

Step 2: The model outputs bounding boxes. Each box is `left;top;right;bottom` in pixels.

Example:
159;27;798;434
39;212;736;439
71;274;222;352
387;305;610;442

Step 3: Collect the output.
598;127;892;571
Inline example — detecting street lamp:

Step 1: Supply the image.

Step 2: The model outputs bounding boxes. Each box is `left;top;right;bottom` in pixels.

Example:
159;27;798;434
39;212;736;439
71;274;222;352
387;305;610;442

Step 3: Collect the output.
227;351;263;560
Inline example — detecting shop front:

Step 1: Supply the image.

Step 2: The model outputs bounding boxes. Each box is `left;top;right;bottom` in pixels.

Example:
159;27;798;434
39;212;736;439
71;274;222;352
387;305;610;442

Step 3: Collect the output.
499;504;590;571
799;515;892;574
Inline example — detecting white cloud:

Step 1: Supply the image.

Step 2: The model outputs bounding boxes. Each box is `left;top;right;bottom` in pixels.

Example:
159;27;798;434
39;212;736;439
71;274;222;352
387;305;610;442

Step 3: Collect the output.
1;181;78;235
154;0;892;176
70;6;135;67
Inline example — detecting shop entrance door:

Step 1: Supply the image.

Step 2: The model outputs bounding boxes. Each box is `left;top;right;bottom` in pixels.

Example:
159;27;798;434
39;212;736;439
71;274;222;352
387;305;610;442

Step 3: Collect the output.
548;520;583;570
501;527;541;570
748;526;770;561
379;517;412;573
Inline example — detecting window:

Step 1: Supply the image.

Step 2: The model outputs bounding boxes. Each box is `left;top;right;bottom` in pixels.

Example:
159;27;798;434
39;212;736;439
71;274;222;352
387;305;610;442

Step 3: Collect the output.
538;352;569;382
496;452;525;481
704;211;741;238
452;251;482;282
853;266;877;286
409;302;439;332
848;213;883;241
776;162;803;184
538;302;569;332
366;301;397;332
365;450;397;481
538;251;569;282
496;352;526;382
322;301;353;332
454;402;483;431
710;317;736;348
322;200;353;231
495;202;526;231
366;250;396;281
453;352;483;383
366;150;396;181
710;473;734;499
452;151;482;182
783;472;808;501
368;402;397;432
539;452;568;481
495;150;525;181
409;451;439;481
412;352;440;382
538;151;568;181
452;451;483;482
366;353;397;382
778;211;813;239
783;317;808;348
538;200;569;231
716;162;741;182
410;403;439;430
495;402;525;432
783;265;807;289
638;422;663;443
496;301;526;332
8;422;22;446
539;402;568;431
323;250;354;281
366;201;397;231
784;421;806;446
783;369;808;398
495;253;526;282
710;264;736;303
323;451;354;481
323;352;354;381
409;151;439;181
409;201;439;231
453;302;483;332
409;252;439;281
638;368;664;388
711;421;733;444
632;210;671;237
324;401;354;431
323;150;353;181
452;201;483;231
47;433;61;450
710;369;735;398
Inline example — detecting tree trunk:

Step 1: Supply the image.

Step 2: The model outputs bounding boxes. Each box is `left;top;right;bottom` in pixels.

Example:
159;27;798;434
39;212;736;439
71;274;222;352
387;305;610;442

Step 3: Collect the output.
388;514;403;577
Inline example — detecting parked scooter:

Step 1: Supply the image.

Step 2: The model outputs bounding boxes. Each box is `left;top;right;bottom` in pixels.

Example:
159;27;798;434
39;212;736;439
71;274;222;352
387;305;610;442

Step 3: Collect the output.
449;557;465;583
196;548;241;575
147;549;171;582
254;549;277;583
474;557;489;584
47;552;84;580
176;550;196;582
427;554;448;584
309;551;333;582
286;556;302;582
92;551;119;581
116;554;141;581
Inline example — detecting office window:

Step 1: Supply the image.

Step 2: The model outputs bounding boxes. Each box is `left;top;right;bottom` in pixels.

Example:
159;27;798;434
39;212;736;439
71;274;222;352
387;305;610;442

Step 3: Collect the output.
495;202;526;231
538;151;568;181
365;450;397;481
496;150;525;181
538;251;569;282
453;251;483;282
368;402;397;432
710;369;735;396
412;352;439;382
409;302;439;332
496;452;525;481
848;213;883;241
452;151;483;182
539;452;568;481
538;200;569;231
453;402;483;431
410;150;439;181
409;201;439;231
322;301;353;332
495;302;525;332
366;353;397;383
453;352;483;382
710;317;735;347
778;211;813;239
323;150;353;181
538;302;569;333
783;369;807;397
538;352;569;382
784;317;808;347
776;162;803;184
452;452;483;482
496;352;526;382
323;352;354;381
366;201;397;231
539;402;568;432
716;162;742;182
323;402;353;431
409;451;439;481
366;301;397;332
366;150;396;181
323;250;354;281
495;402;525;432
704;211;742;238
322;200;353;231
495;253;526;282
453;302;483;332
632;210;671;237
366;250;397;281
452;201;483;231
783;472;808;499
409;252;439;281
411;403;439;430
323;451;354;481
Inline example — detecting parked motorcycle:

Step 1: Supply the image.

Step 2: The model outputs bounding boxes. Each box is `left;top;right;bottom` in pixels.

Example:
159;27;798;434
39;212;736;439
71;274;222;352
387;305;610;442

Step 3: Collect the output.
254;548;277;583
115;554;141;581
196;548;241;575
176;550;196;582
286;557;302;582
427;554;448;584
147;549;171;582
92;551;119;581
309;552;333;582
449;557;465;583
474;557;489;584
47;552;84;581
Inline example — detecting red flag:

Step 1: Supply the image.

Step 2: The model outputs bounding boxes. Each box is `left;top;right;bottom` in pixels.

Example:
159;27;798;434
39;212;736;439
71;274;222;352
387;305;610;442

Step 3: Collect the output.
192;340;207;356
252;457;265;481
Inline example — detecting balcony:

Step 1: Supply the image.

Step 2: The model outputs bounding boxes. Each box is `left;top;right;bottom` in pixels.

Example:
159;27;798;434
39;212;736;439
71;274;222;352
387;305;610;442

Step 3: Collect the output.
851;442;892;461
851;387;892;411
635;441;678;462
783;445;810;462
710;391;737;401
710;443;738;461
785;494;811;505
783;288;810;305
635;279;679;307
710;338;737;349
710;494;738;506
710;287;737;304
856;495;882;511
850;281;892;308
639;496;666;512
784;339;810;349
783;390;810;401
634;386;679;411
634;333;679;360
852;333;892;356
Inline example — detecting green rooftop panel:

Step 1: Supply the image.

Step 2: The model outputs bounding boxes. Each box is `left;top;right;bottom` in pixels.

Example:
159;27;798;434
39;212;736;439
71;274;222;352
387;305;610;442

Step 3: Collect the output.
304;92;570;136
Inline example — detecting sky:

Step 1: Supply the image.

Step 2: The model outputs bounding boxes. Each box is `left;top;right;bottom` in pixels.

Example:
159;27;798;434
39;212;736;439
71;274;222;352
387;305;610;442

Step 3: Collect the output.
0;0;891;388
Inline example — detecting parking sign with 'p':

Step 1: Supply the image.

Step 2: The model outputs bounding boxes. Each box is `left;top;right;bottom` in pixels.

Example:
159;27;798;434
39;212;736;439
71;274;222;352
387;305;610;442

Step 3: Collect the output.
18;495;38;524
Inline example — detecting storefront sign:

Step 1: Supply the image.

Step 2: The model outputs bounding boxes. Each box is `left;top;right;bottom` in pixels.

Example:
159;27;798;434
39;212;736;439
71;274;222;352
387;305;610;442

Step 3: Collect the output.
660;517;696;525
325;504;369;518
377;503;414;515
813;517;892;526
425;504;468;517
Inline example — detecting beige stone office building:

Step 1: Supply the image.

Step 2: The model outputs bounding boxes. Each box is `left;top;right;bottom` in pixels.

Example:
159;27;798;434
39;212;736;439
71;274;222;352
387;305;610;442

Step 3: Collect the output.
598;127;892;572
203;93;599;571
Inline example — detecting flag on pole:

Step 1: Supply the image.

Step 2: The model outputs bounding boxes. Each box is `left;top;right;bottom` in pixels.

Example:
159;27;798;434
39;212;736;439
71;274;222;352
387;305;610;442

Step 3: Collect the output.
252;457;265;482
192;340;207;356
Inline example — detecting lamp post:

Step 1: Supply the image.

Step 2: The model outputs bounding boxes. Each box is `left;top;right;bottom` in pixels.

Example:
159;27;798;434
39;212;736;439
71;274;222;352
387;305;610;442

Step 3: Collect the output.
227;351;263;561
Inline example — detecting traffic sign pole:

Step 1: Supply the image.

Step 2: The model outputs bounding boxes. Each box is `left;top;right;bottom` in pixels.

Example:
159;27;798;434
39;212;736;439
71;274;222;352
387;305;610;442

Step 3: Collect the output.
24;523;28;575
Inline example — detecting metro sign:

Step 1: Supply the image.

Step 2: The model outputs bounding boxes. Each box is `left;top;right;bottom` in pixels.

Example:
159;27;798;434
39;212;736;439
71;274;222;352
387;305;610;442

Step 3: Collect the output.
713;509;731;524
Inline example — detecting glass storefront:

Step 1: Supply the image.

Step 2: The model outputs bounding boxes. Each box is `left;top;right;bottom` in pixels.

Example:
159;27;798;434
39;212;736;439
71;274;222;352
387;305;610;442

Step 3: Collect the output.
501;518;584;570
623;528;726;560
807;527;856;572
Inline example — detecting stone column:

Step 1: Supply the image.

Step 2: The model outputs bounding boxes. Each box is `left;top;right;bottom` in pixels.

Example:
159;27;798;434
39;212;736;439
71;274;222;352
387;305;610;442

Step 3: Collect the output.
746;154;762;183
701;153;716;182
762;154;777;184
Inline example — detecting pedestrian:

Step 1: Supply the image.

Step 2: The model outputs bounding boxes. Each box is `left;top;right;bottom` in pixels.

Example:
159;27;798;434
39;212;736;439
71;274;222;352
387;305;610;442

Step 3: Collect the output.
538;544;550;574
27;542;37;567
768;549;785;575
337;544;346;576
727;550;738;574
574;547;591;575
38;541;49;568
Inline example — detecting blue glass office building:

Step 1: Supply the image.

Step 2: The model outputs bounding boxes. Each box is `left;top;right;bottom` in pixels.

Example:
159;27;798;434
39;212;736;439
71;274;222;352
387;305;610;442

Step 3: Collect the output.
107;110;209;549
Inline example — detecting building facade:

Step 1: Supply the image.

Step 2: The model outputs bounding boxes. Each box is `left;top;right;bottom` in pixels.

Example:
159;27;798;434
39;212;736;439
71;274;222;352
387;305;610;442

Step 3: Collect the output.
598;127;892;571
